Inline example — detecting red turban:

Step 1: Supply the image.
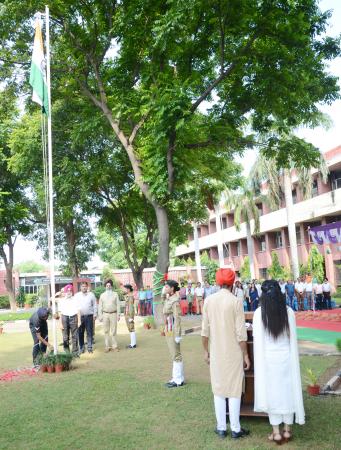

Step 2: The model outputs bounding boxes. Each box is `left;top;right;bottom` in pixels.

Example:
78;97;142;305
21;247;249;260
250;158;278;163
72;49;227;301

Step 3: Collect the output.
215;268;235;286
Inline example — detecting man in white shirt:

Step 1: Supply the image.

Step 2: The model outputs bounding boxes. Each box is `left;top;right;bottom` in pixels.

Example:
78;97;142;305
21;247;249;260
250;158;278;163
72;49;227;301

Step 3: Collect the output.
58;284;81;354
304;275;313;310
294;278;305;311
313;280;323;310
322;278;332;309
195;282;204;315
74;282;97;354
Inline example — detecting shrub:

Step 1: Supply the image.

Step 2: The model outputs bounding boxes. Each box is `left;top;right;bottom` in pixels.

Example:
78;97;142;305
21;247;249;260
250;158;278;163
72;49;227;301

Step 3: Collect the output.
94;286;105;300
336;339;341;353
26;293;39;306
16;287;26;307
0;295;10;309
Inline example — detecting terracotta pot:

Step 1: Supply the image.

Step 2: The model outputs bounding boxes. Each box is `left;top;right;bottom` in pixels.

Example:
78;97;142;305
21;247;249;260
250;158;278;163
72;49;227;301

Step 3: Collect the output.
40;365;47;373
144;323;151;329
24;304;30;310
307;384;320;396
55;364;64;373
160;331;165;336
47;365;55;373
0;327;3;334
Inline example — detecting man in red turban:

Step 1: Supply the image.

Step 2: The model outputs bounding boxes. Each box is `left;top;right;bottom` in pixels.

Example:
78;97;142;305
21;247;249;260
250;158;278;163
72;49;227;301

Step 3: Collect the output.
201;268;250;440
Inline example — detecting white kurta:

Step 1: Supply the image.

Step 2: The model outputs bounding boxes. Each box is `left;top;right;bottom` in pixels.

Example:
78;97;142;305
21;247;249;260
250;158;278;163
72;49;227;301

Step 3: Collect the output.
253;307;305;424
201;289;247;398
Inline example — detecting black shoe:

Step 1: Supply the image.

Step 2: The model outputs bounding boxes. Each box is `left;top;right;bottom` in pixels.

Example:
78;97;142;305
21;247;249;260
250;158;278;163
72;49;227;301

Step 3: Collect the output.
214;429;227;439
231;428;250;439
80;347;85;354
165;381;184;388
88;349;93;353
126;345;137;349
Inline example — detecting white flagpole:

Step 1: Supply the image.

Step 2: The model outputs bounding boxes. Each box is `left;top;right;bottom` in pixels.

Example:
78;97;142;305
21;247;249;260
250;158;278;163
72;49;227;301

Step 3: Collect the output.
45;5;57;354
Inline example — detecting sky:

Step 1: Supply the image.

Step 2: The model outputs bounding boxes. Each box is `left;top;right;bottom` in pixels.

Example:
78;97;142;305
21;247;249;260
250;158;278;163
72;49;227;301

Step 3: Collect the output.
4;0;341;267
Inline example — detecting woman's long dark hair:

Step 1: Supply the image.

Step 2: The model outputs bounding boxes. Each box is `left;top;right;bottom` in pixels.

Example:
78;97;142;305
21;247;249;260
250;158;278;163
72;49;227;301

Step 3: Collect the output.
260;280;289;339
166;280;180;292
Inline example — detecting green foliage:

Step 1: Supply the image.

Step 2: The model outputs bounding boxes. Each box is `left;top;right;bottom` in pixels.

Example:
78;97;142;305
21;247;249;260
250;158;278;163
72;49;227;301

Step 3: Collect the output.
304;368;319;386
93;286;105;300
240;256;251;281
185;257;195;267
0;295;10;309
307;245;325;283
14;260;46;273
16;287;26;307
101;266;113;283
268;251;286;280
336;339;341;353
200;251;219;285
25;293;39;306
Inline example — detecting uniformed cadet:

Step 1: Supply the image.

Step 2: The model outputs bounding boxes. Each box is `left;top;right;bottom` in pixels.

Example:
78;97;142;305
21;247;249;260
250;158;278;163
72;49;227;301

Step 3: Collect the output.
98;279;120;352
29;307;52;365
163;280;185;388
123;284;137;349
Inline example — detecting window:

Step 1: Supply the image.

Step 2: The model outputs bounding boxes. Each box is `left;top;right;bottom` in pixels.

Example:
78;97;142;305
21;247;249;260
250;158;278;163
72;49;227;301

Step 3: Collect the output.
223;244;229;258
258;235;266;252
275;231;283;248
256;203;263;216
331;171;341;190
312;179;318;197
24;285;38;294
236;241;241;256
292;189;297;204
259;268;267;279
221;217;227;229
295;226;301;245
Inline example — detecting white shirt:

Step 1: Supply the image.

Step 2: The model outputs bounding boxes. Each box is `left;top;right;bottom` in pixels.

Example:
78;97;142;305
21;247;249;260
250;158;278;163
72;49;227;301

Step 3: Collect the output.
195;287;204;297
279;283;286;294
74;291;97;316
235;287;244;300
305;282;313;292
58;296;80;316
313;283;323;295
295;282;305;293
322;282;331;293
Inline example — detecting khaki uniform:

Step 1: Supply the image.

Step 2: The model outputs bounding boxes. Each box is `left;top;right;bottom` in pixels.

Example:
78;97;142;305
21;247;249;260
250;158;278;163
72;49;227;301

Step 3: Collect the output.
124;293;135;332
201;288;247;398
163;293;182;362
98;290;119;350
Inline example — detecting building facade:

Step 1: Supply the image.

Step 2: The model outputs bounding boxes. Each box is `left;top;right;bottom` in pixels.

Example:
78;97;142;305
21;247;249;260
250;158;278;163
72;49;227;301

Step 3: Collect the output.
175;145;341;286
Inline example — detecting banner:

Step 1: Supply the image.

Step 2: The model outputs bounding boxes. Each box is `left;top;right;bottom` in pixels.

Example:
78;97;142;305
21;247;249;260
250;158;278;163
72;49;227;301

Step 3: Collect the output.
309;221;341;245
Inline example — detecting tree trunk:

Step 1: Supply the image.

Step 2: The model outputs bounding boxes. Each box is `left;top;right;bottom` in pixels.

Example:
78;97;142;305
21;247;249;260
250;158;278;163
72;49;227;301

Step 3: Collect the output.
246;222;256;280
65;221;79;279
193;222;203;283
131;267;144;289
283;170;299;279
1;240;16;311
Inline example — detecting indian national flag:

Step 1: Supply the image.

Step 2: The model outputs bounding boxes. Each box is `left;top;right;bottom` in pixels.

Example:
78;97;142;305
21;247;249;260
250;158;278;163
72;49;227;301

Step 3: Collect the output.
29;18;49;115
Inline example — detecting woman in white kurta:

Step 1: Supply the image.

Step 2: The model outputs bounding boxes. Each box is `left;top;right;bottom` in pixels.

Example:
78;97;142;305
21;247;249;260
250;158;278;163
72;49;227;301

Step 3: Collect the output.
253;280;305;444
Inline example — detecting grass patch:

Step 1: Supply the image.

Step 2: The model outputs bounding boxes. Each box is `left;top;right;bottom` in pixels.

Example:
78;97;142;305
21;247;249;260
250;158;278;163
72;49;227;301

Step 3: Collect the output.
0;326;340;449
0;312;32;321
297;327;341;345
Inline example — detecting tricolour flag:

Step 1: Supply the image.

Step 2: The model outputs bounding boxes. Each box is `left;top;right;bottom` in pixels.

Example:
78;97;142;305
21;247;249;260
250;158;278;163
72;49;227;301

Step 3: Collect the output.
29;17;49;115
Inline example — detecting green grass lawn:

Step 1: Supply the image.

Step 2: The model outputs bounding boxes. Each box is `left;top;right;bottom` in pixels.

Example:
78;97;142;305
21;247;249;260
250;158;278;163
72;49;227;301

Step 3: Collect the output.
0;325;340;450
0;312;32;321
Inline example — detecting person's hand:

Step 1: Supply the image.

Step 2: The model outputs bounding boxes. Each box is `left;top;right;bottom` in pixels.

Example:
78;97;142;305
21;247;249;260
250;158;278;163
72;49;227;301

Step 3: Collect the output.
128;318;134;323
174;336;182;344
204;351;210;365
93;316;97;321
243;354;251;371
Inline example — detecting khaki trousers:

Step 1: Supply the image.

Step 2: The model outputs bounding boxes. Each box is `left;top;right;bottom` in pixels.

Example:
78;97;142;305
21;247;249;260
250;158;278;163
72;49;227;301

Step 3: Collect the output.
103;312;118;349
166;335;182;362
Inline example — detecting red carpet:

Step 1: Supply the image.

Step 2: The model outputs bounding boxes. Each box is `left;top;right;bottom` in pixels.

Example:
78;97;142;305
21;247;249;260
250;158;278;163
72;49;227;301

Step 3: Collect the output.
296;309;341;332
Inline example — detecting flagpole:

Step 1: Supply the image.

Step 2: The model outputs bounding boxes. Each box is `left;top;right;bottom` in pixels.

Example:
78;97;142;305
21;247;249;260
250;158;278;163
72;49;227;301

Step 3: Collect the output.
45;5;57;354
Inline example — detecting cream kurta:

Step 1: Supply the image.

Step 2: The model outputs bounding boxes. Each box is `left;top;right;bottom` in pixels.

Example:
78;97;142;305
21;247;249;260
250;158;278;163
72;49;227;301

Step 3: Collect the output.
201;288;247;398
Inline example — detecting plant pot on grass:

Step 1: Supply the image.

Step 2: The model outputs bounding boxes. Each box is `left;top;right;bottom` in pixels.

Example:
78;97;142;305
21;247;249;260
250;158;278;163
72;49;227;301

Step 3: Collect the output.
305;368;320;396
45;353;56;373
143;316;155;330
0;321;4;334
55;352;74;372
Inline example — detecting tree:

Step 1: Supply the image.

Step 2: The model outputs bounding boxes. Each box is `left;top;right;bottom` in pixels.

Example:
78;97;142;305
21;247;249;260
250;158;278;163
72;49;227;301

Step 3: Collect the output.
14;260;46;273
268;251;286;280
240;256;251;281
0;88;31;310
200;251;219;284
250;140;329;279
307;245;325;283
225;182;261;279
1;0;339;292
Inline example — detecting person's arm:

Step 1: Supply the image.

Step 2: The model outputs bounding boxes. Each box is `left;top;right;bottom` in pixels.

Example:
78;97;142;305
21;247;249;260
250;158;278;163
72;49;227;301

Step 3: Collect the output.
173;301;181;342
115;292;120;321
235;299;250;370
98;295;103;321
92;293;98;318
36;332;53;350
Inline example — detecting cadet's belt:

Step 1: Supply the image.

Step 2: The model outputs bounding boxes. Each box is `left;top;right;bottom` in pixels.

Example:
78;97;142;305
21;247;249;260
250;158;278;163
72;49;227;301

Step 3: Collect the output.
103;310;117;313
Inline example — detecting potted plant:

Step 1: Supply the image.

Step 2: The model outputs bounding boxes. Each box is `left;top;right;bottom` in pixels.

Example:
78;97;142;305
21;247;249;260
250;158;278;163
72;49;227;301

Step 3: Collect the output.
55;352;74;372
54;354;65;373
36;353;48;372
336;338;341;353
143;316;156;330
305;368;320;396
0;321;4;334
45;354;56;373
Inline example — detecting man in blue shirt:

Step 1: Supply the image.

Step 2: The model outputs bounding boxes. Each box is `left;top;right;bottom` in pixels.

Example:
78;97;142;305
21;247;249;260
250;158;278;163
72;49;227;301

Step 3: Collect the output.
138;287;147;316
146;285;153;315
285;280;295;309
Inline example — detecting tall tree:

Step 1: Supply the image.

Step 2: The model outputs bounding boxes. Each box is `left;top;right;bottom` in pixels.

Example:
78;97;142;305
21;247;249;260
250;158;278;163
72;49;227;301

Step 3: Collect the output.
249;138;329;278
1;0;339;288
225;182;261;279
0;88;31;310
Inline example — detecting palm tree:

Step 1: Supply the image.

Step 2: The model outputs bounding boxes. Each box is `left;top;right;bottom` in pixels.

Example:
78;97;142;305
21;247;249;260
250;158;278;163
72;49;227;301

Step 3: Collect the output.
249;150;329;279
225;183;261;280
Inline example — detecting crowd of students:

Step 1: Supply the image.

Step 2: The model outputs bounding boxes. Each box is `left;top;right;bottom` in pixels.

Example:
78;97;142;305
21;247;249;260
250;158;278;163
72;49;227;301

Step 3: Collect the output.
233;274;334;312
